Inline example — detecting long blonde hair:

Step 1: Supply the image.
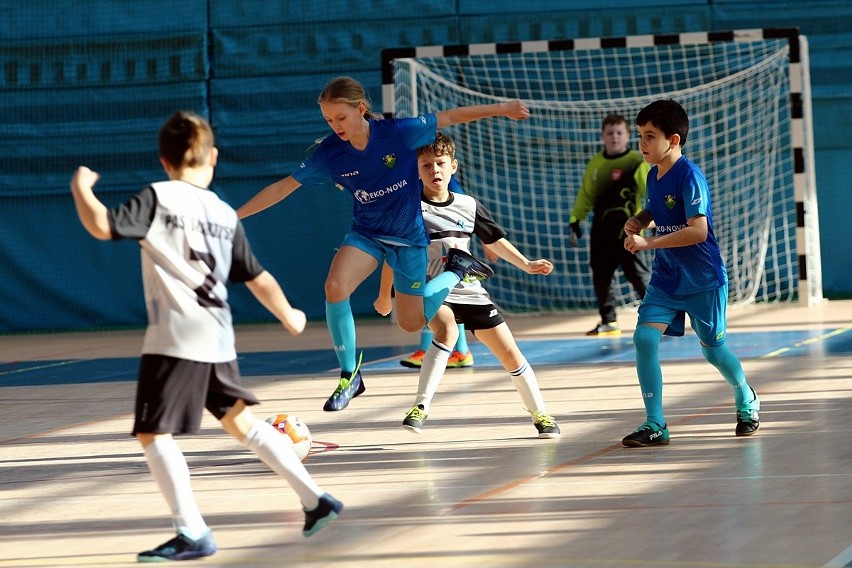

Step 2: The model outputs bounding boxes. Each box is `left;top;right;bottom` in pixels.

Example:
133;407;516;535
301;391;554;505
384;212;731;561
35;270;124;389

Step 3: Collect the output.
158;111;214;169
317;76;383;120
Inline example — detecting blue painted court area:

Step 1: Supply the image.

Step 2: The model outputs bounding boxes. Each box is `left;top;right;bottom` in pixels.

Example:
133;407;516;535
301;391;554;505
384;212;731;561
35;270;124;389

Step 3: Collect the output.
2;327;851;388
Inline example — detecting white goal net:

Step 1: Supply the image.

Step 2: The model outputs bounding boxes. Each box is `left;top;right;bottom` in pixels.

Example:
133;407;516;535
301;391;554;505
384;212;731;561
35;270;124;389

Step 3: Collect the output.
382;29;821;314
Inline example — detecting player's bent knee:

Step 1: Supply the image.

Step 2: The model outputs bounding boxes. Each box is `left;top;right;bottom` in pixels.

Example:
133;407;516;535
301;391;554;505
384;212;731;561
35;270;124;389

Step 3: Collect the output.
633;324;662;353
700;343;727;365
324;283;349;303
397;315;427;333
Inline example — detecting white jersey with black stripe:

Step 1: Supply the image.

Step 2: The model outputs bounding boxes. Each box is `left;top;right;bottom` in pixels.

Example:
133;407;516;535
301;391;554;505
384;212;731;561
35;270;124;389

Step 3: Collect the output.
109;180;262;363
421;192;506;306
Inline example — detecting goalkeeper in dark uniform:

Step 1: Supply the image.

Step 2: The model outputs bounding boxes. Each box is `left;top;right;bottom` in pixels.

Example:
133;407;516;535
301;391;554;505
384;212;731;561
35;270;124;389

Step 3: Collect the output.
569;114;651;336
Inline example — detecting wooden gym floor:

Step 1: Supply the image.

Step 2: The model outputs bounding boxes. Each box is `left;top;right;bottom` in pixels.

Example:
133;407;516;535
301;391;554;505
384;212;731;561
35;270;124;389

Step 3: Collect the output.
1;300;851;567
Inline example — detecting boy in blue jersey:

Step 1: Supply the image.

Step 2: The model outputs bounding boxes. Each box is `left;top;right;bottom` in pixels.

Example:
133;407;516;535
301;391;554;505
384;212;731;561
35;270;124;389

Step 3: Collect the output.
621;99;760;447
238;77;528;413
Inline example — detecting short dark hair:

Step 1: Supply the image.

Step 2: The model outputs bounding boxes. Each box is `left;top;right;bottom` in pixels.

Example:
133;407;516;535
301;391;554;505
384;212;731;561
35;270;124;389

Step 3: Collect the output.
636;99;689;146
601;114;628;130
158;111;214;169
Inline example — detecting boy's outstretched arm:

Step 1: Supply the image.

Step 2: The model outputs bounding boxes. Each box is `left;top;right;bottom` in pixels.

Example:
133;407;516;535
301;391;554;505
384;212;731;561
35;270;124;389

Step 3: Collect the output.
483;239;553;275
70;166;112;240
245;271;307;335
373;261;394;316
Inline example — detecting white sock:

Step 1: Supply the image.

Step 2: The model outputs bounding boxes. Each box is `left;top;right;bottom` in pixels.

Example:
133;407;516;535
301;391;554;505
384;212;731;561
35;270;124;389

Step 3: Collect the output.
509;359;548;418
143;436;209;539
242;420;323;510
415;340;452;412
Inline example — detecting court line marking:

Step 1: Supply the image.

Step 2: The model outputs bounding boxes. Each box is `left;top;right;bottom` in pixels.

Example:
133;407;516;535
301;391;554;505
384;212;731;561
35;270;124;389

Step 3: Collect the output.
0;359;86;376
760;325;852;358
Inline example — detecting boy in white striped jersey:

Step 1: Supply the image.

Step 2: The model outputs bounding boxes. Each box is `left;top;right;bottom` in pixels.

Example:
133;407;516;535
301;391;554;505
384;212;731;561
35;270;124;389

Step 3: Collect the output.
70;111;341;562
374;132;560;438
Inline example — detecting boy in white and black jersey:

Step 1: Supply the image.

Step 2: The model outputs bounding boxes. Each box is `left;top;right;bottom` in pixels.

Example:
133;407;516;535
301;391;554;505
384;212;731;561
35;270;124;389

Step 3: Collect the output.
374;132;561;438
70;111;341;562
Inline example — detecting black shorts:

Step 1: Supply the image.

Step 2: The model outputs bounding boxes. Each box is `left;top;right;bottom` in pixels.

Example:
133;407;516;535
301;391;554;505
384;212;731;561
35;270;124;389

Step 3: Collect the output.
132;354;259;436
446;301;505;331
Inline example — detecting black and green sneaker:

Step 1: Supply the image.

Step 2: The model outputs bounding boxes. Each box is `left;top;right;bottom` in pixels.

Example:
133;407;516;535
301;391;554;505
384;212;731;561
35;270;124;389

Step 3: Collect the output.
402;404;427;434
531;410;561;439
622;421;670;447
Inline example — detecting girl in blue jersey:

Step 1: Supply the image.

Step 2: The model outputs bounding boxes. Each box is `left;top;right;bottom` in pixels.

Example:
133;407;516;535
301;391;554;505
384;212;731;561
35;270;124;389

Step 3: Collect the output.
621;99;760;447
238;76;528;412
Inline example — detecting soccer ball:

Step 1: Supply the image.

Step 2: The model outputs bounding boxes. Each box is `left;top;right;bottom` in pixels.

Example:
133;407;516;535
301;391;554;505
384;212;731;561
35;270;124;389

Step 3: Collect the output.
265;414;312;461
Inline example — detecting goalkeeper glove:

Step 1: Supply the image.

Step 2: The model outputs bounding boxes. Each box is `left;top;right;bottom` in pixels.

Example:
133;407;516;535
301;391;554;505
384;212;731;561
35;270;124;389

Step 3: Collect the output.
568;216;582;247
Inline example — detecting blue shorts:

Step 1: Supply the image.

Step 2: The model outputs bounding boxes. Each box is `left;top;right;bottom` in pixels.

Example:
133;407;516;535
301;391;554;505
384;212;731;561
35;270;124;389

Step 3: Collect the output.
342;231;427;296
637;283;729;347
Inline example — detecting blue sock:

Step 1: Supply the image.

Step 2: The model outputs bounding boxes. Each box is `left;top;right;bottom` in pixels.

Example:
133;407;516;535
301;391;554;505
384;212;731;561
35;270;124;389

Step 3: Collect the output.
701;344;753;406
325;299;357;373
423;271;461;322
419;327;434;351
633;325;665;427
454;324;469;354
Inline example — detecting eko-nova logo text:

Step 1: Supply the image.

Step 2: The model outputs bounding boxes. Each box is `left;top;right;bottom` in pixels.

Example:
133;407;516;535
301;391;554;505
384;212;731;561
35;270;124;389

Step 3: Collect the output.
354;179;407;204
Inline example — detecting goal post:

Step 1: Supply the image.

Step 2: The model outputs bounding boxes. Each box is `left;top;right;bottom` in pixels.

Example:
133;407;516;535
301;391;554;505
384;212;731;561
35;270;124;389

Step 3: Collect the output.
381;28;822;314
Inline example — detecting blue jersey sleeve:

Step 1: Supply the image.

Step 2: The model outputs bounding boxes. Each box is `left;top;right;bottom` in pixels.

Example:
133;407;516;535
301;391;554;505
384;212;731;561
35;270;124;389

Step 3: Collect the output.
682;168;711;219
292;142;333;189
397;114;438;150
